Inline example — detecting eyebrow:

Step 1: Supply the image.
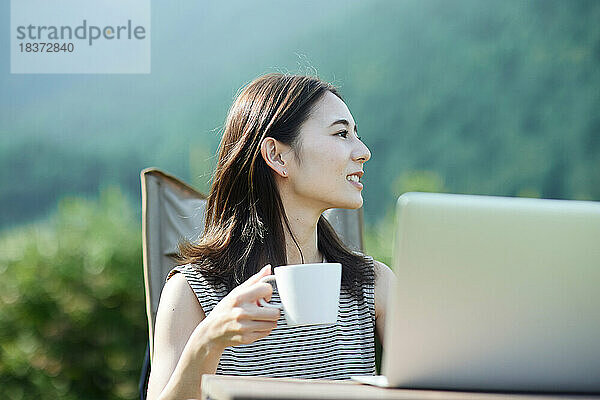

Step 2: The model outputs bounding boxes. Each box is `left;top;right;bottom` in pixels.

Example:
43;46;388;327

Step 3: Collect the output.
328;118;358;133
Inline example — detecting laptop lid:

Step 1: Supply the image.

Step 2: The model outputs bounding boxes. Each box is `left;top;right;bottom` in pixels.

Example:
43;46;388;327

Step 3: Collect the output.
383;192;600;392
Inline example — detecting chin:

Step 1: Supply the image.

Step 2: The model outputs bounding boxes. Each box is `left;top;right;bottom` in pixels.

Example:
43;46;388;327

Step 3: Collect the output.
338;196;363;210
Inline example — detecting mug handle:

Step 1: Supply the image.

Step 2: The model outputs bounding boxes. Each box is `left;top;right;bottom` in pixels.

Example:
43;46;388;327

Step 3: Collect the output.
258;275;282;309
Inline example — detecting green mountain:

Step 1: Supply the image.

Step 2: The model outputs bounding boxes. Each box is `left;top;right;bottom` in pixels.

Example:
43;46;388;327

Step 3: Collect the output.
1;0;599;229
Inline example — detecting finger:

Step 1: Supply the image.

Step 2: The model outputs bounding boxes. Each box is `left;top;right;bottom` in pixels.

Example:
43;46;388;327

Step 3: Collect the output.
240;264;272;288
229;320;277;342
247;305;281;322
246;320;278;331
238;282;273;304
238;330;274;345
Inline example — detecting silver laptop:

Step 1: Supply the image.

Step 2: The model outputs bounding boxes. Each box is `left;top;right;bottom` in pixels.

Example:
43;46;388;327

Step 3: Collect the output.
353;192;600;392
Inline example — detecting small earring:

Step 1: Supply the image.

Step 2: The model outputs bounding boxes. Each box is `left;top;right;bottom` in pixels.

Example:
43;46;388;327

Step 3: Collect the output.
282;170;287;176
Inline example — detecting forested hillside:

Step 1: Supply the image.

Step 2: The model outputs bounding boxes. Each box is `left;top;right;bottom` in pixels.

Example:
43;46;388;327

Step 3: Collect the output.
1;0;598;229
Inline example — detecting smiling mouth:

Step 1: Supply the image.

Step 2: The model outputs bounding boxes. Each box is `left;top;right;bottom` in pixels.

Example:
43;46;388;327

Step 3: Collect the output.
346;177;363;189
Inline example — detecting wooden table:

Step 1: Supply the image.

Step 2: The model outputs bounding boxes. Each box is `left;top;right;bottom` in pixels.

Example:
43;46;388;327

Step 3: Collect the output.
201;375;599;400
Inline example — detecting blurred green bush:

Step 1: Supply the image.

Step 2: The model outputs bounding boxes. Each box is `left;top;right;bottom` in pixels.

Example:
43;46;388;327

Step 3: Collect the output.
0;187;146;400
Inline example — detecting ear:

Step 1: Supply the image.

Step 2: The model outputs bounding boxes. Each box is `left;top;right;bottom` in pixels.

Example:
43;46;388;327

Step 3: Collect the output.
260;137;290;177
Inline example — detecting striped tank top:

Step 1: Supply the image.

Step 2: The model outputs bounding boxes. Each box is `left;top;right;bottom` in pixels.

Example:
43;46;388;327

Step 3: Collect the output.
166;256;376;379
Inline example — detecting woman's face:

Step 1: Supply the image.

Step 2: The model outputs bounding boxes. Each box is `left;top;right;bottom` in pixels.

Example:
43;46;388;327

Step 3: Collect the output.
286;91;371;211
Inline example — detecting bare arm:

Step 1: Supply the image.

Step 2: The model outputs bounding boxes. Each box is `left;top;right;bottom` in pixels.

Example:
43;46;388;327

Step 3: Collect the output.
146;273;222;400
146;265;280;400
374;260;396;346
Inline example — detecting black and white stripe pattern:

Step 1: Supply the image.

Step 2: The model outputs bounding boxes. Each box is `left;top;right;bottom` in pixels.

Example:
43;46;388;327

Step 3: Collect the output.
167;257;376;380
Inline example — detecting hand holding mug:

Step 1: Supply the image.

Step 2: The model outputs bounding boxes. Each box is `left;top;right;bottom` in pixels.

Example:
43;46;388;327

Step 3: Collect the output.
204;264;281;348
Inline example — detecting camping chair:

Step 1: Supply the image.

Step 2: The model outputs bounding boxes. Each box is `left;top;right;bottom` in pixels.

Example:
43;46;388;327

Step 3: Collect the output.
138;167;365;399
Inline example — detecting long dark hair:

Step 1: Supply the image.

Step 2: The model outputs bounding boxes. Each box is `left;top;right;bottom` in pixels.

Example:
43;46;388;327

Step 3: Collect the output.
178;73;372;297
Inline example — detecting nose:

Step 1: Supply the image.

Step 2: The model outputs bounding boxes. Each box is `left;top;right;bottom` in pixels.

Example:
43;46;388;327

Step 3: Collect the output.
352;139;371;164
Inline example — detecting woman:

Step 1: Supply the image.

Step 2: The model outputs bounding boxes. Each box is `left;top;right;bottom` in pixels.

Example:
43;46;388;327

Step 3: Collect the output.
147;73;395;400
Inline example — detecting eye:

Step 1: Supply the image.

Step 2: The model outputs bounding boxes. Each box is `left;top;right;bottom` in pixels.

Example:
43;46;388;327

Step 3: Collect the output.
336;130;349;138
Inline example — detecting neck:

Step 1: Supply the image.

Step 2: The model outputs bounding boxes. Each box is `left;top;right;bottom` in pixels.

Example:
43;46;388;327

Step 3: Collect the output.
282;211;323;265
276;176;327;265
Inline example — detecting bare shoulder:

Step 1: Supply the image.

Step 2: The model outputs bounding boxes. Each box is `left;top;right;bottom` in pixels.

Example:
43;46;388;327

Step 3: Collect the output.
373;259;395;280
372;259;396;303
152;271;206;356
371;259;395;342
158;272;205;321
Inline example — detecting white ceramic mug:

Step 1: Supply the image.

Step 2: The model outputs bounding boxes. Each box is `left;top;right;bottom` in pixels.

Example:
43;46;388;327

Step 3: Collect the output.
259;262;342;326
